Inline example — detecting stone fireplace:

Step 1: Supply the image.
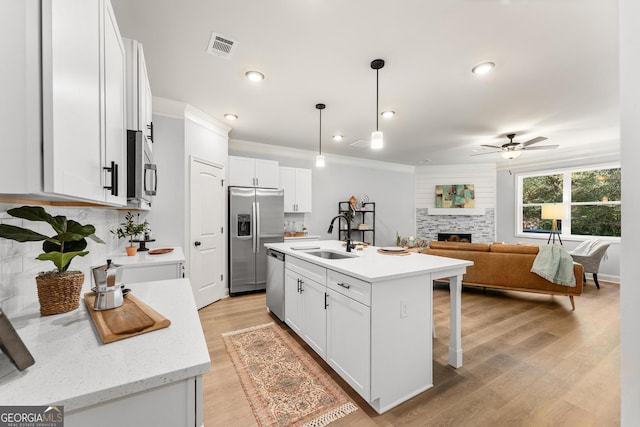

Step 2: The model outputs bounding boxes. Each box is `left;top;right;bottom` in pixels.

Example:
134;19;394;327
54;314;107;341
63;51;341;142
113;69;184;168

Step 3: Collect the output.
416;208;495;243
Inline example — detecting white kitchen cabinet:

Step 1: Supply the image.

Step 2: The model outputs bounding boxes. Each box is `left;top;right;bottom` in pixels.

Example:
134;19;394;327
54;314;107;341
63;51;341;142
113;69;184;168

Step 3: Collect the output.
279;167;312;212
124;38;153;148
120;262;184;284
228;156;279;188
326;287;371;401
284;257;327;358
102;0;127;205
1;0;126;205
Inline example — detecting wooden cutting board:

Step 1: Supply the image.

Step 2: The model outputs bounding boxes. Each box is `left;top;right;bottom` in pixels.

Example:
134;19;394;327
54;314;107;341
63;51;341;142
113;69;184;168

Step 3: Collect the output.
376;248;411;256
84;292;171;344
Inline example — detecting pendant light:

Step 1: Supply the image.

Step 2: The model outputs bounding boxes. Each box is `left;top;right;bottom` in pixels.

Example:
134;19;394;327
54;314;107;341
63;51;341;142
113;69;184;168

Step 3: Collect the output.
370;59;385;150
316;103;326;168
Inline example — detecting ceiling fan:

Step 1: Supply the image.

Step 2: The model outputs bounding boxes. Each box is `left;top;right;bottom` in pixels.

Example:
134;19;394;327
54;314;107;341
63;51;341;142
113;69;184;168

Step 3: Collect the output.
472;133;559;160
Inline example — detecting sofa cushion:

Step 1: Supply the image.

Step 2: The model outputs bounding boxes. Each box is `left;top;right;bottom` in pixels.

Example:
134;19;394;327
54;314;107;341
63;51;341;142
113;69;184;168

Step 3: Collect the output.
490;244;539;255
428;241;490;252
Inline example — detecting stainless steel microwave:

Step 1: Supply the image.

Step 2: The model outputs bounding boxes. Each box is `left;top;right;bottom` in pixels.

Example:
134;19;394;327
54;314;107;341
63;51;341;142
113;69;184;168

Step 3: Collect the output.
127;130;157;209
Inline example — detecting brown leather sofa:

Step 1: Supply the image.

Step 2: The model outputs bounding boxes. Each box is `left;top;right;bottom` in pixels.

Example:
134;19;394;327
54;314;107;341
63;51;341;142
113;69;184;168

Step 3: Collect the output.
422;241;584;310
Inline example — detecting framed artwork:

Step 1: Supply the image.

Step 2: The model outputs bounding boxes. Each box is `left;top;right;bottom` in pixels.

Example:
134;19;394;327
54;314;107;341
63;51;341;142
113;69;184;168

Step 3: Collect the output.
435;184;475;208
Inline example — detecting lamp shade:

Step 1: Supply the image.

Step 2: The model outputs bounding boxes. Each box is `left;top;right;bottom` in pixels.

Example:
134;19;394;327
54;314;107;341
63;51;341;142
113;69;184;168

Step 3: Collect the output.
541;204;567;220
315;154;325;168
371;131;383;150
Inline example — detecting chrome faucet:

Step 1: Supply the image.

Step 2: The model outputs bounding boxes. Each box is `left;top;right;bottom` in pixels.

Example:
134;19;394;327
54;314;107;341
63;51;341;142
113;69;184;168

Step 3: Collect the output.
328;214;355;252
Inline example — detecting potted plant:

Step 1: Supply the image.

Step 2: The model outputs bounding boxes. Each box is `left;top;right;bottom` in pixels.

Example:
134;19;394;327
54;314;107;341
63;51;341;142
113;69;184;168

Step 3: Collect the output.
112;211;148;256
0;205;104;315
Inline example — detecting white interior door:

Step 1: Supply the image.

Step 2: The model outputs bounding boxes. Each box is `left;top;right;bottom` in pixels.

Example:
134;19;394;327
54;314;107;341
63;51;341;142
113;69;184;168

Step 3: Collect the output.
190;157;225;308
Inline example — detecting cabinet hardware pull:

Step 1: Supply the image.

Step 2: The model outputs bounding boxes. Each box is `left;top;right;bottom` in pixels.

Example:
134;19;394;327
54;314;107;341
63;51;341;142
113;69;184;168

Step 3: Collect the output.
297;278;301;293
337;282;351;289
324;292;329;309
103;161;118;196
194;241;201;247
299;279;304;293
147;122;153;143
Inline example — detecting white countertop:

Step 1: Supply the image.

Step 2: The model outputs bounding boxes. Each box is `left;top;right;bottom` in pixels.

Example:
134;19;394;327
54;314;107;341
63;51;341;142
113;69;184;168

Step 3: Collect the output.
0;278;210;411
109;246;185;267
264;240;472;282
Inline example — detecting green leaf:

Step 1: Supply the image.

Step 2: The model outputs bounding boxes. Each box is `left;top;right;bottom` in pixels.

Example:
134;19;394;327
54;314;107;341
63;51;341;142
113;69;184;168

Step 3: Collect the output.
37;251;89;272
7;206;64;234
42;238;87;254
87;233;105;244
0;224;49;242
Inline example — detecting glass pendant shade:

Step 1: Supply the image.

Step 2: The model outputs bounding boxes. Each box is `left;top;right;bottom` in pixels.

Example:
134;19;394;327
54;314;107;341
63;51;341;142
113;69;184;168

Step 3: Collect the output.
501;150;521;160
316;154;325;168
371;131;384;150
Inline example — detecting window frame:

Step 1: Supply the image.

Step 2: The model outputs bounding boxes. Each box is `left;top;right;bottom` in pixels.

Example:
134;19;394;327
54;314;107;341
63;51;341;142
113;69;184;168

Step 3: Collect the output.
515;163;621;241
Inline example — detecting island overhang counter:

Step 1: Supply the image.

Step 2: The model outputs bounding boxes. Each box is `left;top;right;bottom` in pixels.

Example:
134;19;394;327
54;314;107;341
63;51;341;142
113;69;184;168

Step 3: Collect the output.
264;240;473;414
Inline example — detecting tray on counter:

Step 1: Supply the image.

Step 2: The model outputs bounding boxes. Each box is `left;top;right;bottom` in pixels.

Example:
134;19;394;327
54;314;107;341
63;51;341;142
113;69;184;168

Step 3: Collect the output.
84;292;171;344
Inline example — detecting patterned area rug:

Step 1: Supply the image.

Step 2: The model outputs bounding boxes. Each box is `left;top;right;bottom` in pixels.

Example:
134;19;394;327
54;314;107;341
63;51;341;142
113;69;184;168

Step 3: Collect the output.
222;322;358;427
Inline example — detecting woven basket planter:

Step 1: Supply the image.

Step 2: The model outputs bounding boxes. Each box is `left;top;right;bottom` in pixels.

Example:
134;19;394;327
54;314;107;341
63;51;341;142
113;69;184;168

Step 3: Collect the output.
35;271;84;316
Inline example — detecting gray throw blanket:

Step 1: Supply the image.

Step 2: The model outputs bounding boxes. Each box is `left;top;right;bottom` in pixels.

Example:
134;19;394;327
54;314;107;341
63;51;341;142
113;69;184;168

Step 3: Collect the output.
531;245;576;287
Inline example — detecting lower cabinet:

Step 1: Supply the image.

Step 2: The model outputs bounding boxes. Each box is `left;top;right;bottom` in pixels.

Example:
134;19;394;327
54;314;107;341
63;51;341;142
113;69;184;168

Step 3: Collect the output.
284;257;371;401
326;288;371;400
284;267;326;358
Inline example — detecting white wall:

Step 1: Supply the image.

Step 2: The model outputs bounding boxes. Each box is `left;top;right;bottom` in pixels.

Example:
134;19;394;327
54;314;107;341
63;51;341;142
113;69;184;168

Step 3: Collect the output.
495;156;621;282
229;139;415;247
620;0;640;422
415;164;496;209
148;98;229;276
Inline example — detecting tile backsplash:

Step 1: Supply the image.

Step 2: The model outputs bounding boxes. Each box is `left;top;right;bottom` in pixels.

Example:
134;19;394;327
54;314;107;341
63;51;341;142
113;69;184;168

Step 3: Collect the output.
0;203;125;312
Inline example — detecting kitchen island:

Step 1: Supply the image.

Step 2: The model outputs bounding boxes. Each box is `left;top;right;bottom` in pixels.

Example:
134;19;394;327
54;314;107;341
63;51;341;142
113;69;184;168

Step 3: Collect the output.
0;278;209;427
264;240;472;414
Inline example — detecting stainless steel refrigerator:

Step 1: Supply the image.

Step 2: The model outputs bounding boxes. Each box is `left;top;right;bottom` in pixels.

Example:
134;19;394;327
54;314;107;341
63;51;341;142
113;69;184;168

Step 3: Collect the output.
229;187;284;295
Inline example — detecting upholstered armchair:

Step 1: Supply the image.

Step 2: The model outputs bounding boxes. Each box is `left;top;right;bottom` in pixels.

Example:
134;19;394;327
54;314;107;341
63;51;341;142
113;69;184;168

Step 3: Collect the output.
569;240;611;289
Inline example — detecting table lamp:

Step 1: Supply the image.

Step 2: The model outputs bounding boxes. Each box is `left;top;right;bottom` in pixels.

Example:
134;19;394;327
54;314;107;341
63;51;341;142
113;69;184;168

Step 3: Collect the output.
541;204;566;245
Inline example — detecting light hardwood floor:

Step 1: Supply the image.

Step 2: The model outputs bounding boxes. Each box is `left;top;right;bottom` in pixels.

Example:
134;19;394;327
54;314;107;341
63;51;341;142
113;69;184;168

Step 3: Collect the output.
199;279;620;426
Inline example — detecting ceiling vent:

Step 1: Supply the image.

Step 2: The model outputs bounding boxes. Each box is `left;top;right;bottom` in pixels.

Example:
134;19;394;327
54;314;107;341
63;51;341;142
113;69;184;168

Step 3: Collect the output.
349;139;370;148
207;32;237;59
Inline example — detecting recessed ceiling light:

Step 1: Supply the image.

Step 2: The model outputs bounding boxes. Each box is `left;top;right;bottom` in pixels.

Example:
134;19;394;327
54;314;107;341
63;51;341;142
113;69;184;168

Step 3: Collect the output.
224;113;238;120
471;62;495;75
333;135;343;142
381;111;395;118
245;70;265;81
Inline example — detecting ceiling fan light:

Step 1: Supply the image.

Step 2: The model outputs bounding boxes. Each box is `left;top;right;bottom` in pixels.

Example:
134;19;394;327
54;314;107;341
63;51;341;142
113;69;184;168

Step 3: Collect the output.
472;62;495;75
501;150;521;160
316;154;325;168
371;131;384;150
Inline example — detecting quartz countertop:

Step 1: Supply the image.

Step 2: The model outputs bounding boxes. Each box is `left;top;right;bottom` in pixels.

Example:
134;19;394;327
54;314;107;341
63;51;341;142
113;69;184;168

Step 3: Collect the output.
264;240;472;283
109;246;185;267
0;278;210;411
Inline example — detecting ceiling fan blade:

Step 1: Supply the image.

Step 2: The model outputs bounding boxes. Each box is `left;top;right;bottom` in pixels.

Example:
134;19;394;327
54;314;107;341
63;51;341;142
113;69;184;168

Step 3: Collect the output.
480;144;504;149
521;136;548;147
521;145;559;151
471;150;502;156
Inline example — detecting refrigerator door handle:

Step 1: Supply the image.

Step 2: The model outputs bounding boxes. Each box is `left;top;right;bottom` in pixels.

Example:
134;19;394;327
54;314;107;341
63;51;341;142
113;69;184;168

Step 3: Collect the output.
255;202;261;253
252;202;257;253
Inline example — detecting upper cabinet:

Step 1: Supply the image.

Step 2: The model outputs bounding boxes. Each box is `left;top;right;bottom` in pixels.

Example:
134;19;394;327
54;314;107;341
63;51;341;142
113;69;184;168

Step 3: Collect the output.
228;156;279;188
1;0;126;205
279;167;312;213
123;38;153;149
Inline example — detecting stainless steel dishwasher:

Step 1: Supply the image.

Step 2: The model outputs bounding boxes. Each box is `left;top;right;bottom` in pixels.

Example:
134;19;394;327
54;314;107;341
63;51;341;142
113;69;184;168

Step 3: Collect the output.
266;248;285;321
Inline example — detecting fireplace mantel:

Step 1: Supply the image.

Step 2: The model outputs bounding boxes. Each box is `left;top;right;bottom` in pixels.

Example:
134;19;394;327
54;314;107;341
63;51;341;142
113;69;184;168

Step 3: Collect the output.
427;208;486;216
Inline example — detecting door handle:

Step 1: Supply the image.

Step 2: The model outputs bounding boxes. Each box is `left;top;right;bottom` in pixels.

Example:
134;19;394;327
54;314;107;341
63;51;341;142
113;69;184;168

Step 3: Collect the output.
103;161;118;196
194;241;201;247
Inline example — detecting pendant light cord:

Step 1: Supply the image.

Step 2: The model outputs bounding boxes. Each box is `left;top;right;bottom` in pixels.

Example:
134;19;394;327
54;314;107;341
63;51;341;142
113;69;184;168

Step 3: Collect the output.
319;107;322;155
376;68;379;132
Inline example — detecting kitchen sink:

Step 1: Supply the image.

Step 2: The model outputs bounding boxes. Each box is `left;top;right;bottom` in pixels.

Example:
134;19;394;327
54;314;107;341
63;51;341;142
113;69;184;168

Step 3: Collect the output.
305;250;357;260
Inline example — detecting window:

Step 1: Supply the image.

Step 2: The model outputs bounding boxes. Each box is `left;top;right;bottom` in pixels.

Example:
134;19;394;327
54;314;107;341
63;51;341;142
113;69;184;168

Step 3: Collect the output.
518;166;621;238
